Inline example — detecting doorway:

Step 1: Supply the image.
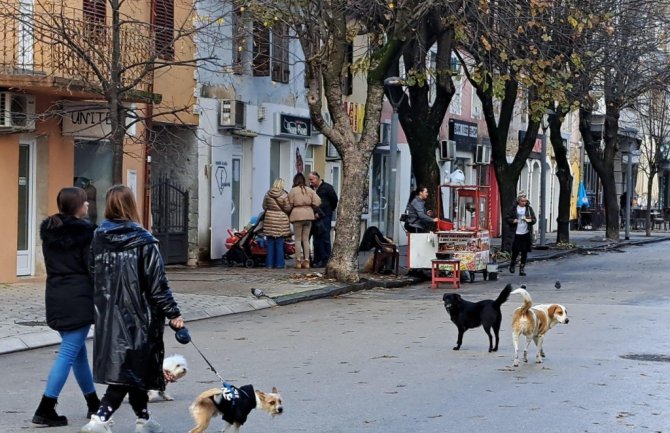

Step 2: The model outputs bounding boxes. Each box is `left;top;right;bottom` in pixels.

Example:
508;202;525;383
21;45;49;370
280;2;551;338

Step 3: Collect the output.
17;140;35;276
370;151;390;235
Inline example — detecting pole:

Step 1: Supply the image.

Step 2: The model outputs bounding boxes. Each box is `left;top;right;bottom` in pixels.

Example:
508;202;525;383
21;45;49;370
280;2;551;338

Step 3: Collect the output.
387;107;398;241
539;135;547;245
625;138;632;240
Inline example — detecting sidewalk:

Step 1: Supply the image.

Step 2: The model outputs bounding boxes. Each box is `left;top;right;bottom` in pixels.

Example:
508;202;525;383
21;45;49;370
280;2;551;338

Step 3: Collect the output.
1;229;668;355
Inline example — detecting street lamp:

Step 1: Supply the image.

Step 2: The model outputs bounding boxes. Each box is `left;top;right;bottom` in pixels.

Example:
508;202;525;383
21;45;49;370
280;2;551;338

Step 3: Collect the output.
384;76;406;241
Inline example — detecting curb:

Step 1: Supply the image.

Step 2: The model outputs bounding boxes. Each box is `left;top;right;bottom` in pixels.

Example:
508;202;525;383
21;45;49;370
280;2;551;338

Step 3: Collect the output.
501;236;670;266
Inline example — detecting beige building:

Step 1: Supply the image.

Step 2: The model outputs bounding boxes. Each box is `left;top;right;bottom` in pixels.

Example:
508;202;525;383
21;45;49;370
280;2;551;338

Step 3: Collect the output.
0;0;196;282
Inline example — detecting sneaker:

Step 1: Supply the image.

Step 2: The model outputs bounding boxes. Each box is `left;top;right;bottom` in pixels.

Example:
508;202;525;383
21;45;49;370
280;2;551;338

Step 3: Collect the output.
81;415;114;433
135;417;163;433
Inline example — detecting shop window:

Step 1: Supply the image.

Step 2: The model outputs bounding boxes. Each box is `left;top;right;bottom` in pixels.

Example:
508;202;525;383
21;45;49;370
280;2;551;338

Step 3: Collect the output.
74;140;114;225
153;0;174;60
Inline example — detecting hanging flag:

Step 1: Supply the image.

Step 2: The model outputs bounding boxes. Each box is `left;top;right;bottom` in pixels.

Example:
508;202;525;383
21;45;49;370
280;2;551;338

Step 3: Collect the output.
577;181;589;208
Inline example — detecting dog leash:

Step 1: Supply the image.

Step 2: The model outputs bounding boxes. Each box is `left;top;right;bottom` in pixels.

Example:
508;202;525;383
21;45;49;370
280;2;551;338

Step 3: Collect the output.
189;340;242;406
189;339;227;385
171;323;239;403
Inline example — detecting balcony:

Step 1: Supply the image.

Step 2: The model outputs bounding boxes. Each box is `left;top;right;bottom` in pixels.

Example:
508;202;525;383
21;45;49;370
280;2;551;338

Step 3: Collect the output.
0;8;159;103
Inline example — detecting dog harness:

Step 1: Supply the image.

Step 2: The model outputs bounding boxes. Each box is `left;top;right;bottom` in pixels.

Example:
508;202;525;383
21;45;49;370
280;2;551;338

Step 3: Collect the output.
211;384;256;425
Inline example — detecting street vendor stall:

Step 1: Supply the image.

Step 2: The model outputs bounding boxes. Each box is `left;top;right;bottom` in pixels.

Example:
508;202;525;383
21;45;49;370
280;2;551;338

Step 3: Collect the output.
407;184;495;282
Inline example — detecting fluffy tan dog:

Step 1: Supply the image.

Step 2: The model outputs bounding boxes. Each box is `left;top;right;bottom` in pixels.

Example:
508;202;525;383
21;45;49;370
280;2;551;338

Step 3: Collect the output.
511;287;569;367
188;385;282;433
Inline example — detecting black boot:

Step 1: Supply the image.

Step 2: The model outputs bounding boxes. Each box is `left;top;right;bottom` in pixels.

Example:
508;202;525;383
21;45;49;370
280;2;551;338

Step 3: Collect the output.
519;264;526;276
509;263;516;273
84;392;100;419
32;395;68;426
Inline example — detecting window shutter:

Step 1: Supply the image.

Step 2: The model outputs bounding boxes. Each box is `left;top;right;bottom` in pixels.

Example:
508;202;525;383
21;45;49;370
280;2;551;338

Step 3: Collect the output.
154;0;174;60
83;0;106;36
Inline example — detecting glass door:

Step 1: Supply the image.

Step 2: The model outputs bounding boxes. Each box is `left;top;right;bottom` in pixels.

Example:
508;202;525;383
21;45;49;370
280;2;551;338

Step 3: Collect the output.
17;142;34;276
370;151;389;234
231;157;241;229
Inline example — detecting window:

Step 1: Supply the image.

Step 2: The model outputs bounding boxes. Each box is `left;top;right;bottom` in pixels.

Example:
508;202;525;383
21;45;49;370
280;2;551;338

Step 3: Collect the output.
153;0;174;60
232;7;245;73
252;22;270;76
83;0;105;38
271;22;289;83
342;43;353;95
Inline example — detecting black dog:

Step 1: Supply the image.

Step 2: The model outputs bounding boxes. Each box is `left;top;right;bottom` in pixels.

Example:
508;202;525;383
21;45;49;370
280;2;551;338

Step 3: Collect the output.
442;284;512;352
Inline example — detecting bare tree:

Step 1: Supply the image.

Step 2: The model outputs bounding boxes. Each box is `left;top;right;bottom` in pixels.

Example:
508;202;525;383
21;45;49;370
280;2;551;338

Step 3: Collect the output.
458;0;578;250
238;0;431;282
577;0;670;241
633;88;670;234
386;13;457;211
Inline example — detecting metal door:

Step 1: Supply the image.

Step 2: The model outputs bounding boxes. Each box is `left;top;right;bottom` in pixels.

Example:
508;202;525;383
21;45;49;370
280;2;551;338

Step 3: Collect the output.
151;178;189;264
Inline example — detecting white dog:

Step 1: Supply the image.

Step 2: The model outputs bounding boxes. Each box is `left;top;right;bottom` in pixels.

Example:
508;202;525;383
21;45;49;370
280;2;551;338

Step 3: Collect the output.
148;354;188;402
511;287;569;367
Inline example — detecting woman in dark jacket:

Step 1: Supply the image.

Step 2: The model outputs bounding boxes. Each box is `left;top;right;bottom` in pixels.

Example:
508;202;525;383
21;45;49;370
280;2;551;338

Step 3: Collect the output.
81;185;184;433
32;187;100;427
504;193;537;276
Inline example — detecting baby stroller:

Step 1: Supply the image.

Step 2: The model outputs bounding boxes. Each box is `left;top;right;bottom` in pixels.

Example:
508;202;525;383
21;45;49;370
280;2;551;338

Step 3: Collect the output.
223;213;295;267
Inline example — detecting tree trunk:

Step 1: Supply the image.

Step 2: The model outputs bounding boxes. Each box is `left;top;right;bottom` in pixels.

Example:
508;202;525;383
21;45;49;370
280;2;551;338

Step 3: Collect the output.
548;111;573;244
327;147;372;282
579;107;620;241
645;175;654;236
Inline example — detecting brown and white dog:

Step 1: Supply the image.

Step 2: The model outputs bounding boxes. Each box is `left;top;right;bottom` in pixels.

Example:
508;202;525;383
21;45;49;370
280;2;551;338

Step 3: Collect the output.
188;384;283;433
148;354;189;402
511;287;569;367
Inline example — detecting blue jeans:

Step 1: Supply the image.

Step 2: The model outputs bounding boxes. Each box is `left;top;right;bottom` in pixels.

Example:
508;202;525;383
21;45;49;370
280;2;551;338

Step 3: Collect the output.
44;325;95;398
313;213;333;265
266;236;285;268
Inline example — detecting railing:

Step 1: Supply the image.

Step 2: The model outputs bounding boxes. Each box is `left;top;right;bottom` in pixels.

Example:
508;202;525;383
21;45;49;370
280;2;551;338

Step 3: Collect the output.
0;6;156;94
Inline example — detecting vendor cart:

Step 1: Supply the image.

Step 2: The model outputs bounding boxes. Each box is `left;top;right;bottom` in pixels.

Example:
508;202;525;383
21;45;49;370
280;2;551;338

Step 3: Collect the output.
407;184;495;282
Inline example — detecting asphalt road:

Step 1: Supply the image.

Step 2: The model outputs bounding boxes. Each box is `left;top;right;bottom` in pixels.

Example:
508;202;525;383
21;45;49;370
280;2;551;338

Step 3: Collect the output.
2;243;669;433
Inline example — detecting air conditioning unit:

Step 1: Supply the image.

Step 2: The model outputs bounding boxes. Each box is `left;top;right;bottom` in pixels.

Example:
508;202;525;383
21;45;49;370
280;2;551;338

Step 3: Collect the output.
439;139;456;161
219;99;245;129
0;92;36;132
475;143;491;164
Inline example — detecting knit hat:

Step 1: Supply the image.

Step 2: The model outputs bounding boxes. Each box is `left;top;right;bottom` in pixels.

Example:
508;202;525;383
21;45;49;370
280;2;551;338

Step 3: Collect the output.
517;192;528;201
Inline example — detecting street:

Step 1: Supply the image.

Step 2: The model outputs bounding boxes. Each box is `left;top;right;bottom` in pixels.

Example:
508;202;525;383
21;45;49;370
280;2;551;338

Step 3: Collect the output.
2;242;669;433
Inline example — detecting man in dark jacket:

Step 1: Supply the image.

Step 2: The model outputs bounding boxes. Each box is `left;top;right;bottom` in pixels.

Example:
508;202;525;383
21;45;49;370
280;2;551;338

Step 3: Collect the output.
308;171;338;267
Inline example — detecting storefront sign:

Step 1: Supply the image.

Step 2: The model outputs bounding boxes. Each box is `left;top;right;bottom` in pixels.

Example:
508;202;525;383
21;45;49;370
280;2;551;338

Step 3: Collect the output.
276;113;312;138
62;102;112;138
449;119;478;150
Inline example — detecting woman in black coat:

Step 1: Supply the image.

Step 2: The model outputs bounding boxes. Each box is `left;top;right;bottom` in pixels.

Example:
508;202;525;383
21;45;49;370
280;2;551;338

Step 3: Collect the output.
32;187;100;427
504;193;537;276
81;185;184;433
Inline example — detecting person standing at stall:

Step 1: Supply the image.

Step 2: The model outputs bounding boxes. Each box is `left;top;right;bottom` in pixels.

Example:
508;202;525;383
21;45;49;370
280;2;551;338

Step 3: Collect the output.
505;193;537;276
81;185;184;433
